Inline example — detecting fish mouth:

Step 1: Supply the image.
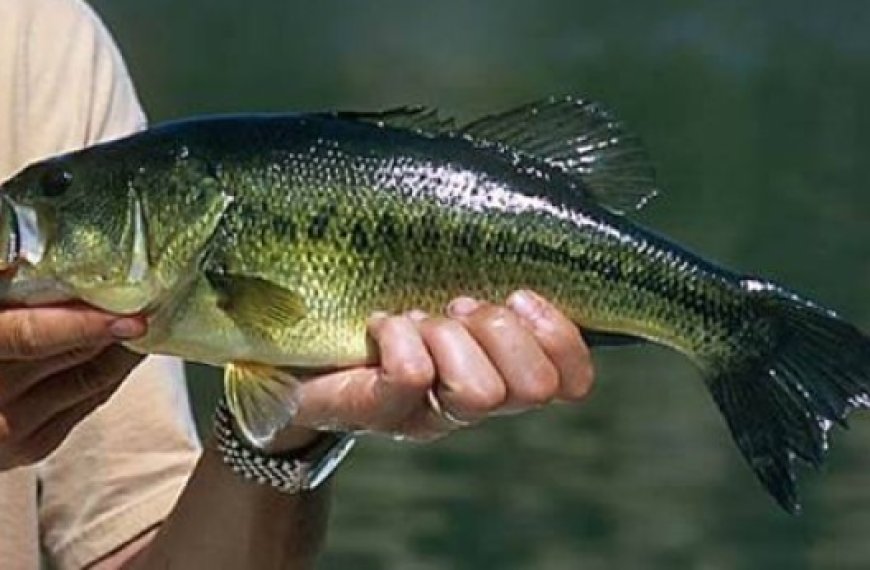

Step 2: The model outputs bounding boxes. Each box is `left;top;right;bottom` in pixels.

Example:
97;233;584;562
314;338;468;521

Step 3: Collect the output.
0;194;48;269
0;195;71;305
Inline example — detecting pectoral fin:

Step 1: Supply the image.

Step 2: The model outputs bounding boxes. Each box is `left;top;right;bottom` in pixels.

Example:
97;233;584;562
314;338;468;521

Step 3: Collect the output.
224;362;301;448
207;272;307;341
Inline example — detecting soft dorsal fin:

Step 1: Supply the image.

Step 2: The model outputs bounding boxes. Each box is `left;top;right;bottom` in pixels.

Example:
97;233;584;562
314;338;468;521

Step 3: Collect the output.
335;106;456;136
338;97;658;213
460;96;658;213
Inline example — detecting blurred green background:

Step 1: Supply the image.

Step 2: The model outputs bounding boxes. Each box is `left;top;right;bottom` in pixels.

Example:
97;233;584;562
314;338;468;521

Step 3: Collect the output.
89;1;870;568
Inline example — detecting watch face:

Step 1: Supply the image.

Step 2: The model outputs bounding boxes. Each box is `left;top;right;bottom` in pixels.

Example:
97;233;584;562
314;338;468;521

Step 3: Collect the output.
215;399;355;494
306;434;357;490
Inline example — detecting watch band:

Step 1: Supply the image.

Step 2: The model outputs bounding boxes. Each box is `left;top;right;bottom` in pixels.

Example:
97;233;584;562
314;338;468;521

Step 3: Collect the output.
214;398;356;493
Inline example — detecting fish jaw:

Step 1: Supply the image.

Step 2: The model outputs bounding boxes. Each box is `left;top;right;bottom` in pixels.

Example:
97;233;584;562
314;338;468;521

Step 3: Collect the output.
0;269;159;315
0;269;77;306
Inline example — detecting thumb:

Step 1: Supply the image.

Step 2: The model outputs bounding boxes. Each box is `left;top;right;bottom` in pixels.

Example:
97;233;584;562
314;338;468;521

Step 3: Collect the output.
0;306;146;360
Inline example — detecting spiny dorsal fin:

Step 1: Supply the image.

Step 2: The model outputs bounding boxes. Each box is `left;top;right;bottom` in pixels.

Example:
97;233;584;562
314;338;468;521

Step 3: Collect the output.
339;97;657;213
460;96;658;213
336;106;457;136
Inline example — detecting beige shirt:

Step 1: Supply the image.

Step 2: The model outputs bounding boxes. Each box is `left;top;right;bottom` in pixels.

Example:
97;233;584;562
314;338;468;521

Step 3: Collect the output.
0;1;200;568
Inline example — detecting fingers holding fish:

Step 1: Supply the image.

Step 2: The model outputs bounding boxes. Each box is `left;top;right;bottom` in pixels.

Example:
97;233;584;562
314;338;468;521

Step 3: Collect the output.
447;297;560;413
0;305;145;359
0;304;140;428
2;386;116;467
288;315;480;439
288;295;591;443
386;295;590;437
289;314;437;436
505;290;594;402
31;346;140;418
0;339;144;470
366;312;436;421
0;304;148;470
417;315;507;425
0;345;107;406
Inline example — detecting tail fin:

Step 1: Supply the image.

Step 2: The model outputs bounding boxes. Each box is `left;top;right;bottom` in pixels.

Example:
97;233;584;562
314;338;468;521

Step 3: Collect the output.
706;280;870;513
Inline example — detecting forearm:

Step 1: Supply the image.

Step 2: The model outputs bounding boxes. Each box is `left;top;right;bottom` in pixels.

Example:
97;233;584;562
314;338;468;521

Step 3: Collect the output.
120;443;333;570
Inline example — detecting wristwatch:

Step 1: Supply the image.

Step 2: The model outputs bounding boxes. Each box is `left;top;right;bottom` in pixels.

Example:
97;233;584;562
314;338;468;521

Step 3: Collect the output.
214;398;356;493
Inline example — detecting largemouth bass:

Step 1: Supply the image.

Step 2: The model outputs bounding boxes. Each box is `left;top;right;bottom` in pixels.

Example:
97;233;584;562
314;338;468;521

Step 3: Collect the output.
0;97;867;512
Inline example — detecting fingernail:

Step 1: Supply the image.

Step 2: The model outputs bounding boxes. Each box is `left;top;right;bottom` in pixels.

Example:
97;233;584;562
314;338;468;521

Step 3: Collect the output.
407;309;428;322
447;297;479;317
507;290;544;323
110;318;146;339
368;311;388;325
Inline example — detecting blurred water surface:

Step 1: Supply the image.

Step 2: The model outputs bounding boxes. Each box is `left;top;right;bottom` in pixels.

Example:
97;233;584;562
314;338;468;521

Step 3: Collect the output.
91;1;870;568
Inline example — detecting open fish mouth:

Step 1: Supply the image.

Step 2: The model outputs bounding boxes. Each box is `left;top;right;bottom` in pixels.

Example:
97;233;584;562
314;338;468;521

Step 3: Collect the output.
0;195;73;305
0;193;49;270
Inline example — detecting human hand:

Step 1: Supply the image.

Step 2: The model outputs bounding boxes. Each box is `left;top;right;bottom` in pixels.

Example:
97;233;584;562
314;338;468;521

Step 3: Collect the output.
0;305;146;470
270;290;593;450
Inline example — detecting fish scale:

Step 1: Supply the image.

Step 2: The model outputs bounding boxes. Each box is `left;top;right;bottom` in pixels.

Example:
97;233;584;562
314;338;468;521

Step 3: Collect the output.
206;130;746;368
1;97;869;512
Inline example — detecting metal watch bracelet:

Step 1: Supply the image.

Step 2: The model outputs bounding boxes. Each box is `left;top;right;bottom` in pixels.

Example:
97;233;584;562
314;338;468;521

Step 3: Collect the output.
213;398;356;493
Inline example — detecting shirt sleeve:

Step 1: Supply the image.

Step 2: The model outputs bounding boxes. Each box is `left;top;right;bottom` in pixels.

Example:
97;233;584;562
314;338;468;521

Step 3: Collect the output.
10;1;201;568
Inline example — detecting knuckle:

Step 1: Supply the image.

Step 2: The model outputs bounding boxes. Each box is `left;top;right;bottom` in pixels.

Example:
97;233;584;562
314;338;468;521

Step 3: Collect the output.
551;320;583;348
564;361;595;401
516;363;559;405
392;358;435;389
472;305;514;330
379;315;408;338
460;382;507;414
425;317;465;342
546;326;586;365
7;313;42;357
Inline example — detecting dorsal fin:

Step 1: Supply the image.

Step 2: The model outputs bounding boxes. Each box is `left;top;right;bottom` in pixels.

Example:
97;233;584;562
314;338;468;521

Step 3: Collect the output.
338;97;658;214
460;96;658;213
335;106;456;136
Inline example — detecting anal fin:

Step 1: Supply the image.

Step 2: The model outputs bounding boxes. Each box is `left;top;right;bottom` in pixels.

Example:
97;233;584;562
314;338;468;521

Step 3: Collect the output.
224;362;301;448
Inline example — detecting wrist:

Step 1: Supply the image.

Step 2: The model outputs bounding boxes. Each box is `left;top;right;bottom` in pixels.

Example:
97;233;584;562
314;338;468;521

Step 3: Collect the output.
264;426;322;454
214;398;355;494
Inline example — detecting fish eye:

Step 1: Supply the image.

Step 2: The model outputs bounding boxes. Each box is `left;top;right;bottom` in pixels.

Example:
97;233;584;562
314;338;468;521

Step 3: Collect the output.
40;167;73;197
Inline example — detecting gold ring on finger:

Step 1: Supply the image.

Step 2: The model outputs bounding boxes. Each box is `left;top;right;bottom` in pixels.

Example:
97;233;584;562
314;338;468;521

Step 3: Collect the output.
426;388;473;429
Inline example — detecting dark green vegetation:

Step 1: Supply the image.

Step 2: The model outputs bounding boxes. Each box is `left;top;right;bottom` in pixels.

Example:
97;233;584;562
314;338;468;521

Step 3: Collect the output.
91;1;870;568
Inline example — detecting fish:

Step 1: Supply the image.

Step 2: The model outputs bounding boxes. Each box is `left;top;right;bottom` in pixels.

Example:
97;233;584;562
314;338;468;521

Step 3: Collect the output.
0;96;868;512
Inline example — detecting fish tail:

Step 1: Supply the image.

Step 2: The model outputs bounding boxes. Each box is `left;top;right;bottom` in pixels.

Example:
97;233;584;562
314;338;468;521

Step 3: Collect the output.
704;280;870;513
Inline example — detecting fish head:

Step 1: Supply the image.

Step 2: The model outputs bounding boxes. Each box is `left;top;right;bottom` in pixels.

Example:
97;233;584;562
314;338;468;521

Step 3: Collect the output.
0;134;232;315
